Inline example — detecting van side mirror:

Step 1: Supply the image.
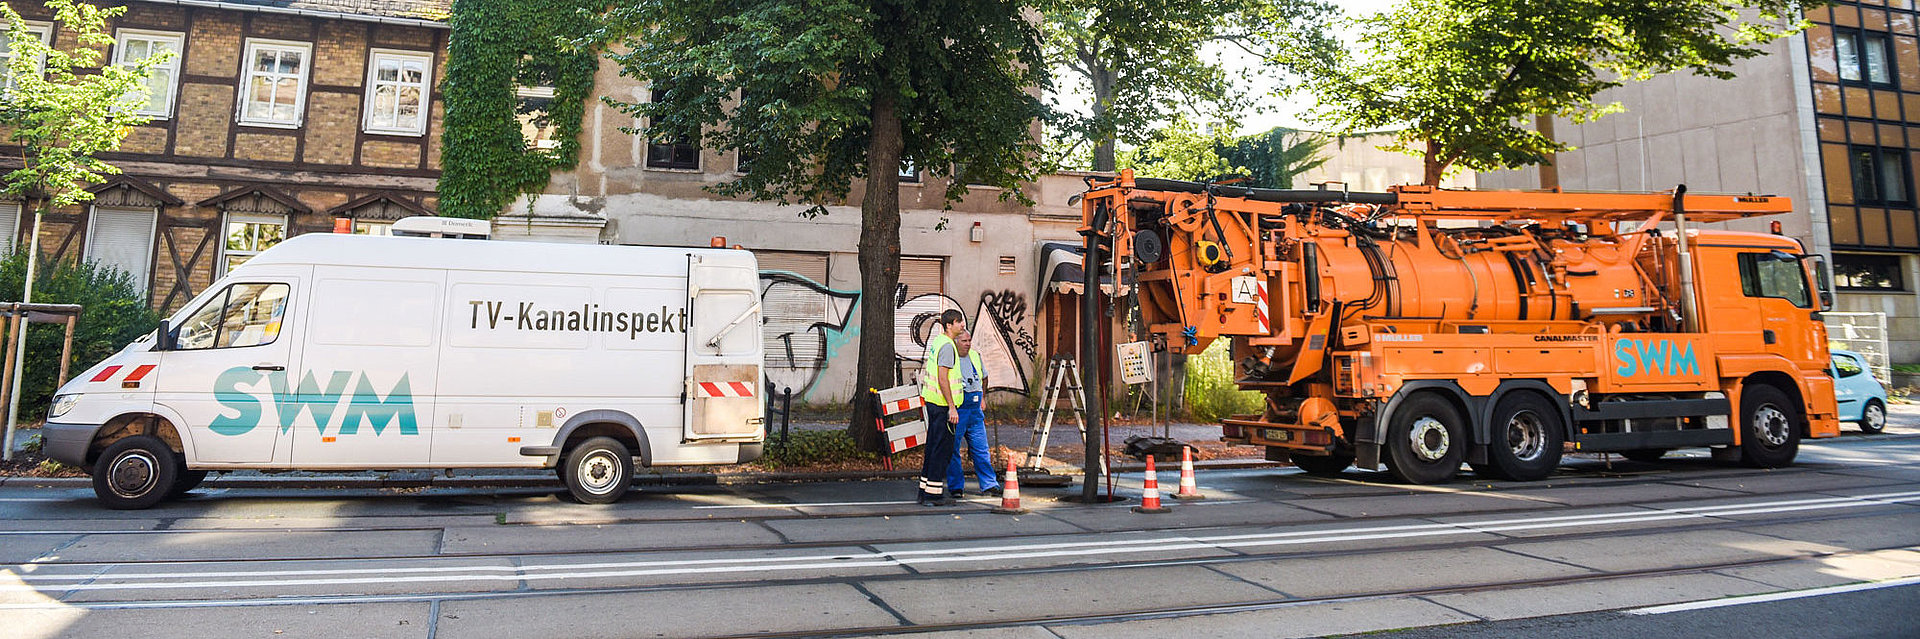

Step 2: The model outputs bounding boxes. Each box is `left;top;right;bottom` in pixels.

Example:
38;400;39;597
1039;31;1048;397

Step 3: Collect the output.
155;320;174;351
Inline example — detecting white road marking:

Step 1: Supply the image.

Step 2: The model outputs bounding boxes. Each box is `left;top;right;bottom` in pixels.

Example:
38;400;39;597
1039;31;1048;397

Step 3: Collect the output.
691;500;920;509
1626;575;1920;615
2;488;1916;603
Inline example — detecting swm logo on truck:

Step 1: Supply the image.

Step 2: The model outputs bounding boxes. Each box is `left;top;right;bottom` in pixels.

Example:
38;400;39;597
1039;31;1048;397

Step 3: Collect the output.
210;368;415;436
1613;338;1701;378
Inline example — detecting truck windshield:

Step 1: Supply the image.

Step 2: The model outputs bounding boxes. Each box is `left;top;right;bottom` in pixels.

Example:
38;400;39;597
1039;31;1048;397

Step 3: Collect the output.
1737;252;1812;308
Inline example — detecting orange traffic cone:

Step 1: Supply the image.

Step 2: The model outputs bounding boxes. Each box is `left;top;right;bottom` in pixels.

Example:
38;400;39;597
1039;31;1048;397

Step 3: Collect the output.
991;457;1028;515
1132;454;1171;514
1172;445;1205;500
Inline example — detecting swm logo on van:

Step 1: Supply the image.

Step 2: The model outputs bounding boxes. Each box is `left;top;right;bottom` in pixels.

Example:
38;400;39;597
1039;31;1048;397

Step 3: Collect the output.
210;368;415;437
1613;338;1701;378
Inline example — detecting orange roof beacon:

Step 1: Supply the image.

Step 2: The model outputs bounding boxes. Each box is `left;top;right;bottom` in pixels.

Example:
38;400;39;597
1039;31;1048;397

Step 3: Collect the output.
1079;170;1839;484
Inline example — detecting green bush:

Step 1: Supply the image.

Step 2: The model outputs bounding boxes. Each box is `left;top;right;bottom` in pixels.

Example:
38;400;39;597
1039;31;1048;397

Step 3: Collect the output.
0;251;160;419
1183;340;1264;422
761;429;872;469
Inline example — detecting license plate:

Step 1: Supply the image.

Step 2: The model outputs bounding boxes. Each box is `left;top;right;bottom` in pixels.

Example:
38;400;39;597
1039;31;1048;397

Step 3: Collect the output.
1262;428;1292;442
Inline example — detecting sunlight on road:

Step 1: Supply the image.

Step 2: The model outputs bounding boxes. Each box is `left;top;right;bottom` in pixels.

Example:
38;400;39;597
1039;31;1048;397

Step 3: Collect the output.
0;570;79;639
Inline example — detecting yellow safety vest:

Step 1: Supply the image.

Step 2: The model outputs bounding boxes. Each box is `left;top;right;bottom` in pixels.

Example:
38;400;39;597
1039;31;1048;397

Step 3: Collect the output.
921;334;956;406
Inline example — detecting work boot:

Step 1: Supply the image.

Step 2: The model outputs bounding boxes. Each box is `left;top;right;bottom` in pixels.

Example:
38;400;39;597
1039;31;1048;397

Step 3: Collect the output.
984;486;1004;497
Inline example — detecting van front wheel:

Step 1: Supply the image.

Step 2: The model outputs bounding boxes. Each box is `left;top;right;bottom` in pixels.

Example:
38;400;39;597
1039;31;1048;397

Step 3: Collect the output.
563;436;633;504
93;435;180;510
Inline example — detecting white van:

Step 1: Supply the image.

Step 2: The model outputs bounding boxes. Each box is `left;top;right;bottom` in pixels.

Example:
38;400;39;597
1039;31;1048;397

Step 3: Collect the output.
43;233;765;508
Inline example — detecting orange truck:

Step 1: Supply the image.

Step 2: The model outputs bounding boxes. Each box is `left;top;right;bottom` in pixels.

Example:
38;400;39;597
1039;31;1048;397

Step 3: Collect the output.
1079;171;1840;484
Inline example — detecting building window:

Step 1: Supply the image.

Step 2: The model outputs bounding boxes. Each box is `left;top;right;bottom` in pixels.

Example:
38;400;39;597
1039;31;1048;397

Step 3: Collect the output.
513;85;559;152
85;206;157;294
0;202;17;254
222;213;286;273
899;162;920;184
350;220;392;235
238;39;311;128
645;88;699;170
1;22;50;92
1833;253;1906;291
364;50;431;136
1836;31;1893;86
114;30;181;118
1849;146;1909;206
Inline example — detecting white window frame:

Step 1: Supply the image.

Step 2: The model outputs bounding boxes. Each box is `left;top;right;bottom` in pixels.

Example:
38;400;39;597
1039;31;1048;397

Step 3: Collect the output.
1;22;52;92
362;48;433;136
84;206;159;293
236;38;313;129
219;212;289;275
113;29;183;119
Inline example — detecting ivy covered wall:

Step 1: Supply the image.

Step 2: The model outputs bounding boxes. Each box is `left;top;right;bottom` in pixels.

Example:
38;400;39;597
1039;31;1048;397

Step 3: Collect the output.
438;0;600;219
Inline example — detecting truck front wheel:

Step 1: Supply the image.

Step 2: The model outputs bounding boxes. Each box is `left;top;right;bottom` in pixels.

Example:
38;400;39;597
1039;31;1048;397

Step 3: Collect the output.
92;435;180;510
1385;394;1466;484
1739;384;1801;468
562;436;633;504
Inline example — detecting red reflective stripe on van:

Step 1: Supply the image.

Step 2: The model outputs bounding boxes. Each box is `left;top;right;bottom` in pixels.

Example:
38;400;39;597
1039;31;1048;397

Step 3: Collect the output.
90;365;123;382
123;365;157;382
698;382;756;398
729;382;753;397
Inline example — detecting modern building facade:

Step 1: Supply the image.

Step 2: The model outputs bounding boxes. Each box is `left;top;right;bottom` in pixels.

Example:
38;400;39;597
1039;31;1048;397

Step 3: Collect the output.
1;0;448;312
1481;2;1920;364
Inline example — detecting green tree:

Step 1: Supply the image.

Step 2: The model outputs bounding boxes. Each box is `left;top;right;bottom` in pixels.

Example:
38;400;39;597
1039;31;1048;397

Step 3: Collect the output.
589;0;1046;450
1;0;163;301
1291;0;1814;184
0;252;160;420
1043;0;1335;171
1120;120;1329;188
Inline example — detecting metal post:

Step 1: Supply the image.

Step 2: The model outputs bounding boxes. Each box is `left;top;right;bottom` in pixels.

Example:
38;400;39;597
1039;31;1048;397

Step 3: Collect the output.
1672;185;1698;333
1080;208;1104;502
780;387;792;448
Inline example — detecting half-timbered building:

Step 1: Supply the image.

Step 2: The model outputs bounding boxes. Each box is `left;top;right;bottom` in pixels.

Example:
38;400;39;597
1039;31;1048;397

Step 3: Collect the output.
2;0;448;311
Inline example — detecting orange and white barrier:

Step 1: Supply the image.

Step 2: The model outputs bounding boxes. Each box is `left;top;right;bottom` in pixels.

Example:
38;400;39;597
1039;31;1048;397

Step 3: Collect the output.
1172;445;1205;500
1132;455;1171;514
991;457;1028;515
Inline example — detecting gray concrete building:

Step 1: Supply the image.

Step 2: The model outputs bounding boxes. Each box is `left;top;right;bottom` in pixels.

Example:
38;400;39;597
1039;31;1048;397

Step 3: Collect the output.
1480;2;1920;367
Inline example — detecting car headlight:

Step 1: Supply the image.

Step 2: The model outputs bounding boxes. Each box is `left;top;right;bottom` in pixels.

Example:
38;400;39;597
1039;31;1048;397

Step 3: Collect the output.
50;394;81;419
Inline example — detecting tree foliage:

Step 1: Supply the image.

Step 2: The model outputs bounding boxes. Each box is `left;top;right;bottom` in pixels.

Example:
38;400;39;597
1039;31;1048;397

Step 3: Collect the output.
1291;0;1816;184
1121;120;1328;188
439;0;600;219
587;0;1046;450
0;0;159;210
1042;0;1335;171
0;252;159;419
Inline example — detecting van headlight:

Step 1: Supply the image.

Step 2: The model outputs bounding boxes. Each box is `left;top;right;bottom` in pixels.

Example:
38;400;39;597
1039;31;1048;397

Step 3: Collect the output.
50;394;81;419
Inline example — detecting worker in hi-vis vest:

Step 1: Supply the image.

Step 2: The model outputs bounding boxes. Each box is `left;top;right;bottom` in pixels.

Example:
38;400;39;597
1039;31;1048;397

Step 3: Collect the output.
948;329;1002;497
917;309;966;506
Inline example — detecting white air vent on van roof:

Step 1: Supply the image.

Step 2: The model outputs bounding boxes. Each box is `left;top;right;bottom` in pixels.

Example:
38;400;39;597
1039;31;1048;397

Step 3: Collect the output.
391;216;492;239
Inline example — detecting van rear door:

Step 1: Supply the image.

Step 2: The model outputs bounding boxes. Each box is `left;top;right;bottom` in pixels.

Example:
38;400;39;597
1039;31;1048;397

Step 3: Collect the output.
683;253;763;442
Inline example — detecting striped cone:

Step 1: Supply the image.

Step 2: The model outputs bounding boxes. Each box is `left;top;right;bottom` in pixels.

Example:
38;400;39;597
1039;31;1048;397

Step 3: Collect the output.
1131;455;1171;514
1172;445;1205;500
991;457;1028;515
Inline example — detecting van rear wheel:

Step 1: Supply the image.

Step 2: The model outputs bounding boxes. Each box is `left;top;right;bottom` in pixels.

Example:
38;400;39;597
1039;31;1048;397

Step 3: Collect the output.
563;436;633;504
92;435;180;510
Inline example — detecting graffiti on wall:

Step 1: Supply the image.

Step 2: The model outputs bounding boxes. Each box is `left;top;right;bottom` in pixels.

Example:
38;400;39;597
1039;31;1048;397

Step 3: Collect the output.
894;287;1037;395
756;271;1041;398
759;271;859;396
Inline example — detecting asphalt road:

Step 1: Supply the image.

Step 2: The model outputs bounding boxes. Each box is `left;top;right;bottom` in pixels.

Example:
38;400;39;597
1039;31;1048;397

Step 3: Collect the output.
3;428;1918;638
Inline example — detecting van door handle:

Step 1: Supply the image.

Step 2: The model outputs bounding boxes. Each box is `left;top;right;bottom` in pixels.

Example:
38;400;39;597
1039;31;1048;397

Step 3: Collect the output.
252;365;285;371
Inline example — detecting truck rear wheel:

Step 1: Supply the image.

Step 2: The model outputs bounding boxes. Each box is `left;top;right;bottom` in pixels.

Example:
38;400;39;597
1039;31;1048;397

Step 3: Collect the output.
1288;452;1353;477
563;436;633;504
1739;384;1801;468
1485;393;1564;481
92;435;180;510
1385;393;1466;484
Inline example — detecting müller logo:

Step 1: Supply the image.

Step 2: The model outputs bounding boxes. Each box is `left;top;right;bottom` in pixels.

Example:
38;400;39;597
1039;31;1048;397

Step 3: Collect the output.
1374;334;1424;342
468;300;687;339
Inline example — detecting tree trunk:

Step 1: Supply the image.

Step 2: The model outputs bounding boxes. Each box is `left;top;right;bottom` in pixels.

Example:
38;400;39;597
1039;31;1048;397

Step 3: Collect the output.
1535;115;1559;190
1423;139;1445;186
846;92;906;453
1091;65;1117;173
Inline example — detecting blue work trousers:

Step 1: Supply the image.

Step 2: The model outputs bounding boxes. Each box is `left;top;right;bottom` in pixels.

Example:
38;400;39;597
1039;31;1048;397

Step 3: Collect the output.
918;402;956;502
948;392;1000;493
